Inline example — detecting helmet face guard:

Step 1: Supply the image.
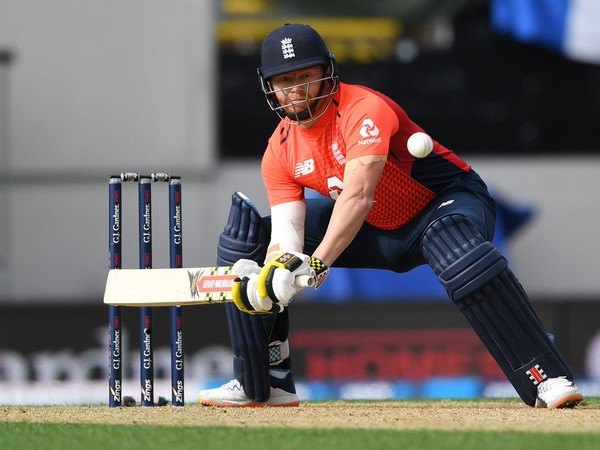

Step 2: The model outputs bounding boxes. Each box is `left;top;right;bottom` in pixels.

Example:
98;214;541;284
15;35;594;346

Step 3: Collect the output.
257;24;339;124
258;60;339;123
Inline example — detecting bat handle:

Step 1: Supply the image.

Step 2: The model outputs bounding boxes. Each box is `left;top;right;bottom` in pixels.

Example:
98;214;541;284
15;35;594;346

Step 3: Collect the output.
295;274;315;288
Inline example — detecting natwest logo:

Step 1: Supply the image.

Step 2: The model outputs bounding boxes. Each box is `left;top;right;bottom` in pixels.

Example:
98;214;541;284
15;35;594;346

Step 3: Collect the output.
359;118;379;138
358;118;382;146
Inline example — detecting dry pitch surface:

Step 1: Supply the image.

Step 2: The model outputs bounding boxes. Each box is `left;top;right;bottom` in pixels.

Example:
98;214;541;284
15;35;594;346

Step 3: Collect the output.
3;401;599;433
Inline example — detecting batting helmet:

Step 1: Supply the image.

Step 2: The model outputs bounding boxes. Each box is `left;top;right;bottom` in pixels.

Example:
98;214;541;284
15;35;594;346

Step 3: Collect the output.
258;23;335;79
257;24;339;123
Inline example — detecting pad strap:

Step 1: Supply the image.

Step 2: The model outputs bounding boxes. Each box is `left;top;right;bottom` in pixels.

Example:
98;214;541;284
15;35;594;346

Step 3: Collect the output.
268;339;290;365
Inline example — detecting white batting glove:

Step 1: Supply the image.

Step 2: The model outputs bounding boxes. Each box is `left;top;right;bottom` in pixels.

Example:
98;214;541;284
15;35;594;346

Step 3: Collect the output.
256;252;310;306
257;251;328;305
231;252;328;314
231;259;261;278
231;259;279;314
236;271;281;313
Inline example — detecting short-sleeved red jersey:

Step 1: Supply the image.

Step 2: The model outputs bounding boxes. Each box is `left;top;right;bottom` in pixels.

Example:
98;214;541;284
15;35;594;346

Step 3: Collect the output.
262;83;471;230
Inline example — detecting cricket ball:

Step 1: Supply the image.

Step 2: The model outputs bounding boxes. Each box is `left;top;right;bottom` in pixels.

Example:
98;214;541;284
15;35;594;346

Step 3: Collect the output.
407;132;433;158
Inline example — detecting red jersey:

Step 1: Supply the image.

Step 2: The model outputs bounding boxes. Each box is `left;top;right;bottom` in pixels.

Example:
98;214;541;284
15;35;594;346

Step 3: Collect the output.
262;83;471;230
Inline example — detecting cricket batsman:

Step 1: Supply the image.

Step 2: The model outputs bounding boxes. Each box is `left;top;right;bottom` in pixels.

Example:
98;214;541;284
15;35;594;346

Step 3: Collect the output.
198;24;583;409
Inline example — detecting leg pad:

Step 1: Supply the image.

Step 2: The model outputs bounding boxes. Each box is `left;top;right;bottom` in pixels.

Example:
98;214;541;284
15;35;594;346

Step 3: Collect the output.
217;192;290;402
423;215;573;406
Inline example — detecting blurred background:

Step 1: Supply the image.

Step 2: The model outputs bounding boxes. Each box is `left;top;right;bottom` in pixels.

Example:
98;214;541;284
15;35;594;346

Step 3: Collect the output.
0;0;599;405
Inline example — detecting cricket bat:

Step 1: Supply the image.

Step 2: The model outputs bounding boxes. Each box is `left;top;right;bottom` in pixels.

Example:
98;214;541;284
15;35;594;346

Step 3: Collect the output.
103;266;313;307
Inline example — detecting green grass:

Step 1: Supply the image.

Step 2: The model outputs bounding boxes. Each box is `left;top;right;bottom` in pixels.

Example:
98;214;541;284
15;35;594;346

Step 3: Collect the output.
2;398;599;450
1;422;599;450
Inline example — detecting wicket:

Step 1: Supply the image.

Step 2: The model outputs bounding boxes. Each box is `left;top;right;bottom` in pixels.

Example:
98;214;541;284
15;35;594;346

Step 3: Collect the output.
108;172;184;407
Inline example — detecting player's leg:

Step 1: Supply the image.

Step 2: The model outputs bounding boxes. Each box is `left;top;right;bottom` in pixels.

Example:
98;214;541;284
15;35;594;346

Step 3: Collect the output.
422;199;582;408
197;192;299;407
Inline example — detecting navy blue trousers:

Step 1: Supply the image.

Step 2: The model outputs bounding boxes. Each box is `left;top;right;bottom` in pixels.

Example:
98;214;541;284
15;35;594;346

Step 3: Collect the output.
295;170;496;272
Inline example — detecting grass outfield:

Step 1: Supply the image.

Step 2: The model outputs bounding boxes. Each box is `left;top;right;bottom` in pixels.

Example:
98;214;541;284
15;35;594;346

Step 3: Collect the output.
1;398;599;450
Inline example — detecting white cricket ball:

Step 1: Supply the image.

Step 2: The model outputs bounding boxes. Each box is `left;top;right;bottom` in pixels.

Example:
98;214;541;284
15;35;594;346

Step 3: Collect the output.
407;132;433;158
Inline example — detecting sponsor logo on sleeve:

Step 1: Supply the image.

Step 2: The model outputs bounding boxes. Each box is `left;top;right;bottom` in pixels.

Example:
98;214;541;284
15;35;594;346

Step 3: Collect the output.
358;118;382;146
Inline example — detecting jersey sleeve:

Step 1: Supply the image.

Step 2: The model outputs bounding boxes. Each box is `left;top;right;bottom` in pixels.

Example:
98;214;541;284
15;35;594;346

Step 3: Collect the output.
340;93;399;161
261;135;305;207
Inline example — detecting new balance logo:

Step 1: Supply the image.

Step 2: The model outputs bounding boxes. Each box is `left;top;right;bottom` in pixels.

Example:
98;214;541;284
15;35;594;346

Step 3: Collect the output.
281;38;295;59
295;159;315;177
438;200;455;209
526;364;547;385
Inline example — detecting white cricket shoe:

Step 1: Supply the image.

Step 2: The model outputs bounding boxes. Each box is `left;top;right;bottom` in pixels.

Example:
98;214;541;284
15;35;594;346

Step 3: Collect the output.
198;379;300;407
535;377;583;409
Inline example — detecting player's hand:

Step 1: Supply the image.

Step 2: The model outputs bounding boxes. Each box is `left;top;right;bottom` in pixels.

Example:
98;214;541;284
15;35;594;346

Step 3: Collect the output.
231;259;261;279
231;259;274;314
231;270;277;314
256;251;329;306
231;252;328;314
257;252;314;307
231;258;285;314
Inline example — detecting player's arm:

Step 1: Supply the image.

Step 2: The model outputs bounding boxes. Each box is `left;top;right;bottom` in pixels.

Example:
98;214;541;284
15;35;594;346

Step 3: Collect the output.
231;147;314;314
310;96;398;267
233;156;387;314
265;200;306;261
231;201;314;314
312;155;386;266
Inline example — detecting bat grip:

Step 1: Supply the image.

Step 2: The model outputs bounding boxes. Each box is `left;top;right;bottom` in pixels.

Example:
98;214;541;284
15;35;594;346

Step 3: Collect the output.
295;274;315;288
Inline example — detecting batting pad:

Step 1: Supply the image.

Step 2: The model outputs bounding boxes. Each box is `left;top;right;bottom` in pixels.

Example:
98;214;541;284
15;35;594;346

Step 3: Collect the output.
422;214;573;406
218;192;290;402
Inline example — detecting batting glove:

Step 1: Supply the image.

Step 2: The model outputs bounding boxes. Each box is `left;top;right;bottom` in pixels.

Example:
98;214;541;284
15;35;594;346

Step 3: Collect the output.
231;252;329;314
231;259;277;314
258;250;330;303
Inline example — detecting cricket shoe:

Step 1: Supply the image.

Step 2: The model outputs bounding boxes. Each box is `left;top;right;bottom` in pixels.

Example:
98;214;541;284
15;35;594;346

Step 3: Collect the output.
198;376;300;407
535;377;583;409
